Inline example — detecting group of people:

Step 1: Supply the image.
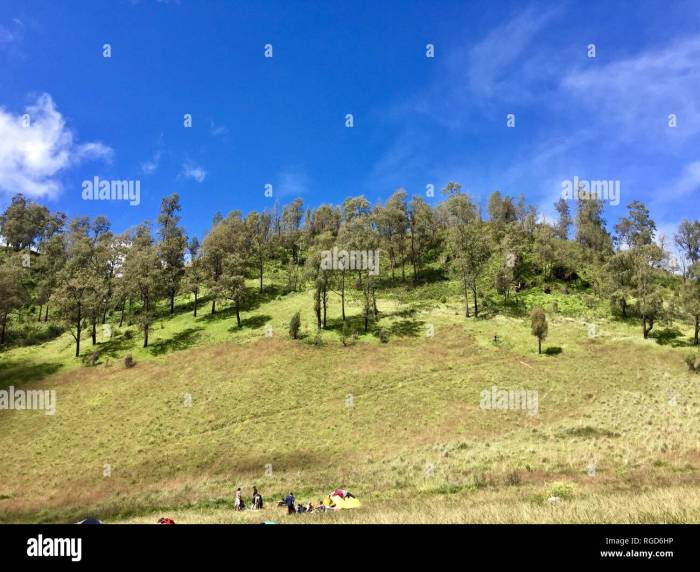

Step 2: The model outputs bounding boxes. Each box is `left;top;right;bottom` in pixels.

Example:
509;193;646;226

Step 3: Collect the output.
280;488;356;515
233;486;355;514
233;486;264;511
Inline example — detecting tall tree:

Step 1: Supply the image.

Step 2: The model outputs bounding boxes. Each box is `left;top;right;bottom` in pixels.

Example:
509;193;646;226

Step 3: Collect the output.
158;194;187;315
122;224;163;348
554;198;572;240
615;200;656;249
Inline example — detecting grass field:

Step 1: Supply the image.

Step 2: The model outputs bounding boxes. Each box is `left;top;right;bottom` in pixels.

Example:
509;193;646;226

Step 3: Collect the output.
1;278;699;524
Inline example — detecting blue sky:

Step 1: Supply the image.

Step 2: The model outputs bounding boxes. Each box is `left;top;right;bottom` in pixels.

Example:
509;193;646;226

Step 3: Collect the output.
1;0;699;242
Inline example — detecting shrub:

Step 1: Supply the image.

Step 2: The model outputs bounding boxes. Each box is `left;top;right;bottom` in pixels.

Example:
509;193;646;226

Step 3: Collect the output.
124;354;135;368
685;353;700;373
504;470;521;486
289;312;301;339
341;321;351;346
378;328;389;343
123;330;134;340
82;350;101;367
546;481;575;500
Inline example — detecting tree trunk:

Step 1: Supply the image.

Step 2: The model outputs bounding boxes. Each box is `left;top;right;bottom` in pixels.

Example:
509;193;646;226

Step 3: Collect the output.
235;302;241;328
1;313;7;344
143;298;149;348
38;305;43;322
170;291;175;315
621;298;627;318
694;316;699;346
91;318;97;345
472;287;479;318
44;304;49;322
119;301;125;328
341;272;346;321
193;291;198;317
259;261;264;293
211;299;216;314
102;307;107;324
410;232;418;285
322;288;327;329
75;302;81;357
538;337;542;354
463;280;470;318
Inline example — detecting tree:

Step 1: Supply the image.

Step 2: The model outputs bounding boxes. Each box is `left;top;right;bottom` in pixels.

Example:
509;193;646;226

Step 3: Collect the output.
122;224;163;348
603;250;635;318
530;307;548;354
246;211;272;293
675;219;700;276
554;198;572;240
54;220;96;357
682;262;700;345
615;200;656;249
0;193;50;251
0;257;28;344
158;194;187;315
630;244;666;339
575;193;612;255
182;237;204;317
408;196;435;284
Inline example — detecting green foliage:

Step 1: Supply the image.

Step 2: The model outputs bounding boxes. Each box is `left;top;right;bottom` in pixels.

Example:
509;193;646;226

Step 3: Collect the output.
289;311;301;339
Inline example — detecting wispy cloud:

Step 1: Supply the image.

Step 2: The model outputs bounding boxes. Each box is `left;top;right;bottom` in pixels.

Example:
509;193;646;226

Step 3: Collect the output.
181;161;207;183
209;120;228;137
0;18;24;45
561;35;700;145
0;94;113;198
276;168;308;198
141;151;162;174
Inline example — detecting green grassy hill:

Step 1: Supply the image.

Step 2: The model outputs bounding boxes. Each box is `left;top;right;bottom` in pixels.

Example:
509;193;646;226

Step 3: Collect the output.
0;278;699;524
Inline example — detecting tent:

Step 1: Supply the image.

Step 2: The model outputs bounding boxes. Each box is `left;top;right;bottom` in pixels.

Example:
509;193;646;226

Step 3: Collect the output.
322;494;361;510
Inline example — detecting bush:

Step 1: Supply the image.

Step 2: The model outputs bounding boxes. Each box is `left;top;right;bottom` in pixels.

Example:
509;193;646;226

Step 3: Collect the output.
124;354;135;368
378;328;389;343
546;481;575;500
123;330;134;340
82;350;101;367
289;312;301;339
685;353;700;373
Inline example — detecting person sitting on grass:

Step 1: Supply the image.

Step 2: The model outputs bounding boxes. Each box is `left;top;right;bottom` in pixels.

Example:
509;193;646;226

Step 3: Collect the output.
332;488;355;499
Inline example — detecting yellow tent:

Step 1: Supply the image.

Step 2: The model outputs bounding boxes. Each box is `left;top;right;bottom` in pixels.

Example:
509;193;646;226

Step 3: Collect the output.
322;495;361;509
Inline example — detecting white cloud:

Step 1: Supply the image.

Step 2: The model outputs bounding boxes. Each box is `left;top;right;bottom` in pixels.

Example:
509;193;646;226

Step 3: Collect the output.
276;168;308;198
181;162;207;183
209;120;228;137
141;151;161;174
669;161;700;197
466;5;561;99
562;35;700;143
0;18;24;44
0;94;113;198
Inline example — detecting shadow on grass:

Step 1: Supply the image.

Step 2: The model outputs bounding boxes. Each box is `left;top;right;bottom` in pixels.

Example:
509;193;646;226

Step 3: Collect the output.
544;346;563;356
231;314;273;332
650;327;693;347
387;318;424;337
0;359;63;388
148;327;204;356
